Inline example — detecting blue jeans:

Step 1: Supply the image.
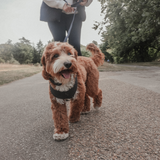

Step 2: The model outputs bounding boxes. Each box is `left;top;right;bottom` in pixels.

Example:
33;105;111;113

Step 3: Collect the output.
48;13;82;56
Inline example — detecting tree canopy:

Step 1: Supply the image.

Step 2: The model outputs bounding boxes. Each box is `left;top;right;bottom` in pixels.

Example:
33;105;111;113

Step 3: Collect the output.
95;0;160;63
0;38;45;64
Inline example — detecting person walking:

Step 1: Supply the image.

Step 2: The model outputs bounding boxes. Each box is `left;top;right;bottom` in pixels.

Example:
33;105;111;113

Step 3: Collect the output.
40;0;93;56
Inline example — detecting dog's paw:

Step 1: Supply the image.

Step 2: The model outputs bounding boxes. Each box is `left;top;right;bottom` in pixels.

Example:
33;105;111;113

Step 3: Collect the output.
69;117;80;123
53;132;69;141
94;106;101;110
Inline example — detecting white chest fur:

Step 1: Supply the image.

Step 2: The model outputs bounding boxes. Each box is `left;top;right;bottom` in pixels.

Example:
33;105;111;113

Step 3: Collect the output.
53;74;79;104
55;74;75;92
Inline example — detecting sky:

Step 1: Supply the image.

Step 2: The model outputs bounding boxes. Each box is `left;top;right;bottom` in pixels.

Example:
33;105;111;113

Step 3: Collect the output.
0;0;103;46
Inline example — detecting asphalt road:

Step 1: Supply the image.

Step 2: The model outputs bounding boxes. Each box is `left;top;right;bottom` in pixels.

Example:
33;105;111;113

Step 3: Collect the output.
0;67;160;160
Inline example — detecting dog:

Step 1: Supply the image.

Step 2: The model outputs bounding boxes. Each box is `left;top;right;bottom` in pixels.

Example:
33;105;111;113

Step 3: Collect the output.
41;42;104;141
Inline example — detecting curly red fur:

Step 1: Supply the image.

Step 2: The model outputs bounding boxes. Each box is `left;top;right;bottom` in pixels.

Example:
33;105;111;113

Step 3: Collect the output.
41;42;104;140
86;43;105;67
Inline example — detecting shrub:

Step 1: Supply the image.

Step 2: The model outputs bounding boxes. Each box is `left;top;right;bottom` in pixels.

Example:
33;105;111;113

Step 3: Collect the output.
81;50;90;57
0;57;5;63
7;58;20;64
81;45;91;57
34;63;40;66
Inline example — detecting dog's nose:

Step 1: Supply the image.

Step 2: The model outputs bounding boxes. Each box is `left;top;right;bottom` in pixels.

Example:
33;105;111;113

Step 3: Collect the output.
64;62;72;69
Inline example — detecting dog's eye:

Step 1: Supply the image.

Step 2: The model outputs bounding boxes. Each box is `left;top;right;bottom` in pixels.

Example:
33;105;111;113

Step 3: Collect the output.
67;52;71;56
53;54;59;58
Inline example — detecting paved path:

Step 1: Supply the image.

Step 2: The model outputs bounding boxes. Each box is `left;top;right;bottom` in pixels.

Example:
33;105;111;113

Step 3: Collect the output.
0;67;160;160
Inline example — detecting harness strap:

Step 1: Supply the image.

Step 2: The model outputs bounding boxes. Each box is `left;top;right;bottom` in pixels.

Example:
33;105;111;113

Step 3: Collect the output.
49;78;62;86
50;76;78;99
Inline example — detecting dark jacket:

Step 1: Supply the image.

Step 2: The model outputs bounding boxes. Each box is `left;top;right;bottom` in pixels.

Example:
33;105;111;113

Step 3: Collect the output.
40;2;86;22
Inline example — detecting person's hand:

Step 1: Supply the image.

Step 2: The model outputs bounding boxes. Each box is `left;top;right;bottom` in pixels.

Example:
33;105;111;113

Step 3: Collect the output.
80;0;88;6
63;4;75;13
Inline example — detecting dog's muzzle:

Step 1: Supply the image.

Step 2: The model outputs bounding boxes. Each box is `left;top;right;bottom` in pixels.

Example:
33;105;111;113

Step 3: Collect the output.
64;62;72;69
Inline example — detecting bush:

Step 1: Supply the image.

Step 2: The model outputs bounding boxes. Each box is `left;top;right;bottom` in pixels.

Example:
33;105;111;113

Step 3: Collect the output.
81;50;90;57
0;57;5;63
81;47;91;57
7;58;20;64
34;63;40;66
81;45;91;57
113;56;120;64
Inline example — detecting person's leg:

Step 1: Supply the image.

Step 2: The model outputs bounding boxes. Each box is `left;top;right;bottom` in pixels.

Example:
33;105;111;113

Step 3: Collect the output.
47;14;66;42
66;15;82;56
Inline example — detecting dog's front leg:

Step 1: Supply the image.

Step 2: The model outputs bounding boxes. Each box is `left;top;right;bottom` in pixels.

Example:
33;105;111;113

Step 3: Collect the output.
51;101;69;141
69;81;85;123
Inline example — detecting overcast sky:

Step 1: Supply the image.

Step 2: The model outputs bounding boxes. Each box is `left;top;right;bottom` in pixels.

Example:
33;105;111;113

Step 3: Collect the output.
0;0;103;46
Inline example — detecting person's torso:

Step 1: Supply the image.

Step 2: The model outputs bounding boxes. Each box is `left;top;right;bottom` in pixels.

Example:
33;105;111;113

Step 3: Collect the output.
40;1;86;22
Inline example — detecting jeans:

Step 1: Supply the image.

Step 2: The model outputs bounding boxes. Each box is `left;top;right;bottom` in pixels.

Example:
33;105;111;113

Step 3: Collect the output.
48;13;82;56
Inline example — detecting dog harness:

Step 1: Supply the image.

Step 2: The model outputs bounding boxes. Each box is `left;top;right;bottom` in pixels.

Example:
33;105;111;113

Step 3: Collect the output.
49;76;78;99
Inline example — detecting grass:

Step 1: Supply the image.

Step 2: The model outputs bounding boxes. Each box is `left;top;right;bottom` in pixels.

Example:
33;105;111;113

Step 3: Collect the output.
122;61;160;67
98;61;145;72
1;61;159;86
98;61;160;72
0;64;42;86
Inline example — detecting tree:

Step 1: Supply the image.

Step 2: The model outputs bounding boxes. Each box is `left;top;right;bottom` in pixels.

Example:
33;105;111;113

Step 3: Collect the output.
32;47;39;64
32;40;44;64
0;40;20;64
47;39;54;44
0;38;46;64
36;40;44;60
95;0;160;63
6;39;12;44
0;41;14;62
99;39;113;62
92;40;98;46
13;38;33;64
19;37;31;45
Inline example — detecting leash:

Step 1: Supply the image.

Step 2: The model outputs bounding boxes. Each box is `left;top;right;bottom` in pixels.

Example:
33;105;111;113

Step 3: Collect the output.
63;0;82;42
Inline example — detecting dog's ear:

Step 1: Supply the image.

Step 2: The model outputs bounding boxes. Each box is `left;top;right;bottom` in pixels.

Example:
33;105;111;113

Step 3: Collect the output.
41;42;58;80
74;49;78;60
41;53;51;80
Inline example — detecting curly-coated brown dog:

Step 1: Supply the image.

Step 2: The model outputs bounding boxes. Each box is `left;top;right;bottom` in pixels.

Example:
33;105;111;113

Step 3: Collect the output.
41;42;104;141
